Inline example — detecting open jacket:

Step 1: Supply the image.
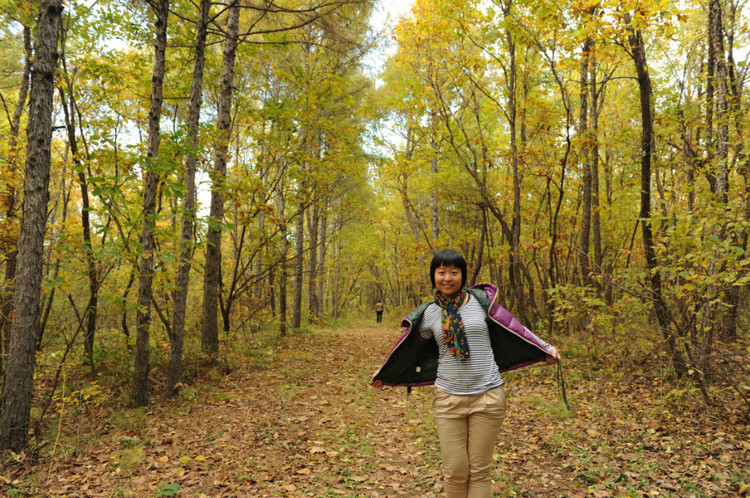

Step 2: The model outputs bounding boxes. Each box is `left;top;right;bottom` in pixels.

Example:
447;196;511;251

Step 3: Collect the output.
371;283;555;387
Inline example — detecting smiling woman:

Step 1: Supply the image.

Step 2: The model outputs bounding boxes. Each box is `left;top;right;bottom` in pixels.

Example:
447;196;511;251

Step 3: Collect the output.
372;249;561;497
431;250;467;299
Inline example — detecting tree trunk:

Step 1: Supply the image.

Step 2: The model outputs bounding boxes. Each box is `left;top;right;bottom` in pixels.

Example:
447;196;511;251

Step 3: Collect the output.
332;213;342;319
133;0;169;407
307;201;319;321
317;209;327;317
201;0;240;354
254;154;270;302
579;38;592;284
0;24;31;377
0;0;62;453
626;15;685;374
293;196;305;329
278;192;288;337
706;0;731;345
37;152;72;350
590;47;603;283
57;71;98;368
167;0;209;397
504;9;528;323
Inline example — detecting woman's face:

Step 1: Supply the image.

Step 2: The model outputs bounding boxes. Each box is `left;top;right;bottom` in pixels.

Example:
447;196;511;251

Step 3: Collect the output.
434;264;462;299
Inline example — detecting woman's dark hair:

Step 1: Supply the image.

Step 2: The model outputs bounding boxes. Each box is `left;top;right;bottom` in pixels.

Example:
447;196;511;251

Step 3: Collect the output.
429;250;467;289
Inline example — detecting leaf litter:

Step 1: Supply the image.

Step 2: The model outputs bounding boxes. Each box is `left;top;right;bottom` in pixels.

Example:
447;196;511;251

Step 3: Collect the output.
2;325;749;496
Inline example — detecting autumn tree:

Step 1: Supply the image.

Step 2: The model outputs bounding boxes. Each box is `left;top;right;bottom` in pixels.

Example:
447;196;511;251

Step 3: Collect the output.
0;0;63;453
133;0;169;406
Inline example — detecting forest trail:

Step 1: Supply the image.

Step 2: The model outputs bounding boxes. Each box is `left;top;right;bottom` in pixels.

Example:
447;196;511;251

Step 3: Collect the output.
6;324;749;497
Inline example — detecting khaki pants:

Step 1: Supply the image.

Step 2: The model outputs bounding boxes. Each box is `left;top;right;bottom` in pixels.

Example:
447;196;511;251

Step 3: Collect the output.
433;386;507;498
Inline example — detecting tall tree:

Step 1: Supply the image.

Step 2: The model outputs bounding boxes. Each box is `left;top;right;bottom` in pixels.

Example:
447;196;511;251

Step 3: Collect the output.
579;36;593;284
57;56;99;367
133;0;169;406
625;12;684;374
202;0;240;353
0;22;31;377
167;0;210;396
0;0;63;453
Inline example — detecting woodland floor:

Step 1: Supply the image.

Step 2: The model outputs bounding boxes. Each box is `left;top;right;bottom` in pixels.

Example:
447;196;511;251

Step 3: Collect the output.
2;323;750;497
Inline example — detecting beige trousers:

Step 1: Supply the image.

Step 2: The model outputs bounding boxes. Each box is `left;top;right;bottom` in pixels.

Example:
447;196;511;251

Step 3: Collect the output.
433;386;507;498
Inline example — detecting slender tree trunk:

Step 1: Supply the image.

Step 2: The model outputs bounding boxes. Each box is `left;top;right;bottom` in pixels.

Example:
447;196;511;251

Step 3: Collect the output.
501;0;528;321
332;213;342;319
430;114;440;244
293;195;305;329
121;266;135;338
37;155;71;350
0;0;62;453
626;15;685;374
57;74;98;367
133;0;169;406
579;38;592;284
307;201;319;321
317;209;327;316
590;48;603;281
167;0;209;397
254;155;270;302
278;193;288;337
0;25;31;377
703;0;729;353
709;0;729;203
202;0;240;354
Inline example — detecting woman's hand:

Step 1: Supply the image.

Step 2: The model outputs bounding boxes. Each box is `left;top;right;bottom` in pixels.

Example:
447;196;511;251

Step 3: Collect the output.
545;347;561;364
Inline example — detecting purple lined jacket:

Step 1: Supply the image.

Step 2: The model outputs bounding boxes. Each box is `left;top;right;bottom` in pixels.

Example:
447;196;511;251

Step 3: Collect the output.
371;283;555;387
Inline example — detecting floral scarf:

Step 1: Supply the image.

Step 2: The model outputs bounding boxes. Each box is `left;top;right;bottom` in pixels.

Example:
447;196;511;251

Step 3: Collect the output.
434;288;469;360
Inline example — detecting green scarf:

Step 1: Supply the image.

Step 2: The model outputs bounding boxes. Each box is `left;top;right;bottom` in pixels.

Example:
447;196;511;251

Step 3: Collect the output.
434;288;469;360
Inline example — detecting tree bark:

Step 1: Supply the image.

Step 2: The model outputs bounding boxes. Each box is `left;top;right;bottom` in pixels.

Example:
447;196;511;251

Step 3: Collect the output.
579;38;592;284
590;47;603;283
0;24;31;377
507;22;529;322
202;0;240;354
317;208;327;317
0;0;62;453
626;15;684;374
307;201;319;321
133;0;169;406
167;0;209;397
430;114;440;244
277;190;288;337
293;195;305;329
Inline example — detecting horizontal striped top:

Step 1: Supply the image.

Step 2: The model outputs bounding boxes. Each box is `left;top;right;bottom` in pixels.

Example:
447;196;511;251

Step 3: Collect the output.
419;295;503;395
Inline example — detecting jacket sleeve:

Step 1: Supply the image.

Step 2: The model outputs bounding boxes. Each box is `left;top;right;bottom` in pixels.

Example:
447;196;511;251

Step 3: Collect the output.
488;309;555;372
370;302;439;387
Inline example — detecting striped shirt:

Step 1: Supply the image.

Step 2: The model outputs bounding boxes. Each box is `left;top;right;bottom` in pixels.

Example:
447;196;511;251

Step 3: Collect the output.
419;295;503;395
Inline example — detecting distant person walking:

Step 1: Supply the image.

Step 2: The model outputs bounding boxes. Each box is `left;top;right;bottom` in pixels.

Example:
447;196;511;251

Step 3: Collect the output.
371;249;561;497
375;300;384;323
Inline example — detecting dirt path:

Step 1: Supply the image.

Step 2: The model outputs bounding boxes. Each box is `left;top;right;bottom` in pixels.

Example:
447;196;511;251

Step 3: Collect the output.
7;325;748;497
18;326;446;497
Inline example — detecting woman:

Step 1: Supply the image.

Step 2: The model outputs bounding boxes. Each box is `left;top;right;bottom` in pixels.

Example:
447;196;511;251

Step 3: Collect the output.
371;249;561;498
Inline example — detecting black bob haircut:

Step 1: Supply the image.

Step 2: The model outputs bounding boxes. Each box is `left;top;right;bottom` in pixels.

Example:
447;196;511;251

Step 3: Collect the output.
429;249;468;290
